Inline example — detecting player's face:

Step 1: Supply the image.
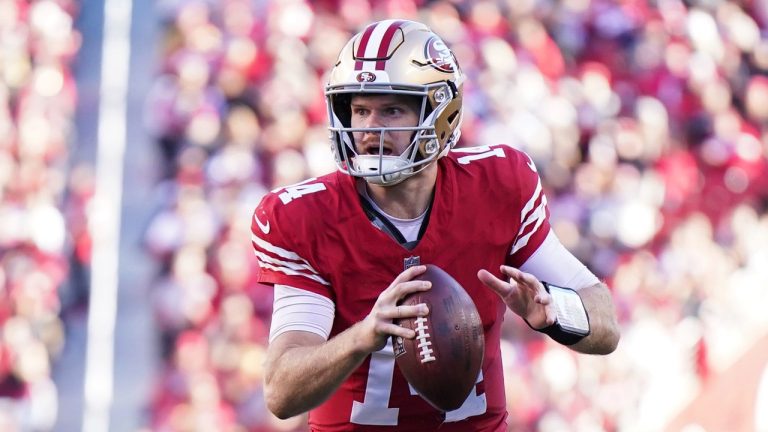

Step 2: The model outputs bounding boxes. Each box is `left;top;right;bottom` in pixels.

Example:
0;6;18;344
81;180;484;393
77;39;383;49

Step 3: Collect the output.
350;94;421;157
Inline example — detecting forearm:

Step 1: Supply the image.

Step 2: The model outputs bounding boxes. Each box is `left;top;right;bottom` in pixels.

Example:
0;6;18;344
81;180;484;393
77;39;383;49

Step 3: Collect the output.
264;325;371;419
264;267;431;419
570;283;620;354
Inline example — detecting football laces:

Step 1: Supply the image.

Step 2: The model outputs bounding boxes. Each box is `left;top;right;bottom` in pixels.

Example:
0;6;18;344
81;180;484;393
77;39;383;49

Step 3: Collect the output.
413;316;436;363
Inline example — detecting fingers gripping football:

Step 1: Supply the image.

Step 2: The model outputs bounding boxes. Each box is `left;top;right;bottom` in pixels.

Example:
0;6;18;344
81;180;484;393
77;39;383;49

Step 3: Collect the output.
359;265;431;352
477;265;556;329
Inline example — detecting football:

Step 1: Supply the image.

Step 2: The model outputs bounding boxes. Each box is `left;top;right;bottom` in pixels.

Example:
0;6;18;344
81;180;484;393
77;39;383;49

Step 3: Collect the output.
392;264;485;412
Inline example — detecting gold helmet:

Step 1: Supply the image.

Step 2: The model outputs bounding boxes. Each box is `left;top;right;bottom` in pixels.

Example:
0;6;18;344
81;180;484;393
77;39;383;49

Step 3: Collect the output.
325;20;464;186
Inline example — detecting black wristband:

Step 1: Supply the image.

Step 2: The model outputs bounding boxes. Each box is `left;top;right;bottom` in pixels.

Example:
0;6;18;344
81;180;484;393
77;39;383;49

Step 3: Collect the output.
539;323;587;345
524;282;590;346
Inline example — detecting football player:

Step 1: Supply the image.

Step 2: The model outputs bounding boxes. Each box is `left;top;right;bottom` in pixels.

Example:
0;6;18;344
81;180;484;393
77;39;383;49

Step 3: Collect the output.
252;19;620;431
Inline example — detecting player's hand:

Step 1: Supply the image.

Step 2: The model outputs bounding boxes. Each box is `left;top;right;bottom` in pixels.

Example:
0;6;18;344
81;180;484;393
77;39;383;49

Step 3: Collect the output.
478;265;556;329
357;265;431;353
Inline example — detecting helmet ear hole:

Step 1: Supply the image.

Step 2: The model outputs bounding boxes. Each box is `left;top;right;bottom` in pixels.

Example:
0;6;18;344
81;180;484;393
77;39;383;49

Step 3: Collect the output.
332;130;356;170
332;94;352;127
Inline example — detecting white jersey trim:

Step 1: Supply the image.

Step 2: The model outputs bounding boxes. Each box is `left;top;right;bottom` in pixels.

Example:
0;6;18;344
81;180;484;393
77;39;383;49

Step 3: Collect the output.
252;233;310;263
511;195;548;255
252;234;330;286
269;285;335;343
258;261;331;286
362;187;427;243
519;229;600;290
511;176;547;255
253;250;327;280
519;178;542;222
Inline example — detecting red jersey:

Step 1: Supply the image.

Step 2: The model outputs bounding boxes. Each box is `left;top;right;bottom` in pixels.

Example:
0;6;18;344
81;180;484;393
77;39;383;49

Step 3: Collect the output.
252;145;550;431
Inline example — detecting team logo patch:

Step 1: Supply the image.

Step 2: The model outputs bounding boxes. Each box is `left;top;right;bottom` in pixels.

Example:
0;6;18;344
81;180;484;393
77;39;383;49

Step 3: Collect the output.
424;36;457;73
356;71;377;82
404;255;421;270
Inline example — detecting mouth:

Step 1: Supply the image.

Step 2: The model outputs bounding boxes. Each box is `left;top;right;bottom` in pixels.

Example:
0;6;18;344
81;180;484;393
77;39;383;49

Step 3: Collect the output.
361;143;394;156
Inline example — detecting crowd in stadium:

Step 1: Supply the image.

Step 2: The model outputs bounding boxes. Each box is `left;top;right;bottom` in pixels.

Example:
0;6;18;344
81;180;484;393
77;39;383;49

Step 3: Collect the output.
2;0;768;431
142;0;768;431
0;0;85;431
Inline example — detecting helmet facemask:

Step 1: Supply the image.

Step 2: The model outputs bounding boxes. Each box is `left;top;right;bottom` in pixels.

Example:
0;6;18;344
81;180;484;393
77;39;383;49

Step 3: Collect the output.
327;82;460;186
324;20;465;186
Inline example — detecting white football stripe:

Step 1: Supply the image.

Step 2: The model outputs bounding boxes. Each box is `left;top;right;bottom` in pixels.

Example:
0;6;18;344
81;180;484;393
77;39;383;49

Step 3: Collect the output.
251;234;309;264
257;260;330;286
519;178;542;223
518;194;547;233
511;196;547;255
253;250;322;276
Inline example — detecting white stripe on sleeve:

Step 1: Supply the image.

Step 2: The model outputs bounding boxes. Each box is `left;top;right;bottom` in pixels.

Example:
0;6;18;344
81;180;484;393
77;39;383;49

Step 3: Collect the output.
252;234;330;286
518;179;542;223
511;194;548;255
252;234;310;263
269;285;335;342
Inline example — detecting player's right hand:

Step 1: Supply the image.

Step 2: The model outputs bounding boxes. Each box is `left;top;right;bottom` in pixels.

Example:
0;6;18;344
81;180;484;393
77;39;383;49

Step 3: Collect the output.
356;265;431;353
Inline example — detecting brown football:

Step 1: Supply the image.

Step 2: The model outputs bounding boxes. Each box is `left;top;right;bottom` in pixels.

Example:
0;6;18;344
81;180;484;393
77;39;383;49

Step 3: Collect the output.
392;264;485;412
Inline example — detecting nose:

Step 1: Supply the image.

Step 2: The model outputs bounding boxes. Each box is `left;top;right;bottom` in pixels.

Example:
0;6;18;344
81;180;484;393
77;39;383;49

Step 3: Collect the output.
363;110;385;129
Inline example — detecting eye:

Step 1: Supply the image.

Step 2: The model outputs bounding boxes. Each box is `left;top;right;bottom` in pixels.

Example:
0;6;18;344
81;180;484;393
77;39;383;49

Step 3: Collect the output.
385;107;403;116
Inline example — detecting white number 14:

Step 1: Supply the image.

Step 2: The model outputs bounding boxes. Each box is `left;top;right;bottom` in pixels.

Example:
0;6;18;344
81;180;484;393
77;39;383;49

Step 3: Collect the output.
455;146;505;165
350;340;487;426
276;178;327;204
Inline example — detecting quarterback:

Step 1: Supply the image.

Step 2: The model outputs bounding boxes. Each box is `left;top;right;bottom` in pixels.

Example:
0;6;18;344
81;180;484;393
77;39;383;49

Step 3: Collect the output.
252;19;620;431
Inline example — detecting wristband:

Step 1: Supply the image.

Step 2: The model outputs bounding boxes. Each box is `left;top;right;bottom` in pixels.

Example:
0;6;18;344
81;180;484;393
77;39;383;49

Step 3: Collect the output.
526;282;590;346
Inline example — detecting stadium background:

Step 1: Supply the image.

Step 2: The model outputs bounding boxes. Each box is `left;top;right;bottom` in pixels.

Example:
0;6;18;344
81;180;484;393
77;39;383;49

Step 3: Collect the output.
1;0;768;431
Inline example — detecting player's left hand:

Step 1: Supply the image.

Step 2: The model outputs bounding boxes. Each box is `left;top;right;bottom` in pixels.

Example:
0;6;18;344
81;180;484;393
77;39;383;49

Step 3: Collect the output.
478;265;556;329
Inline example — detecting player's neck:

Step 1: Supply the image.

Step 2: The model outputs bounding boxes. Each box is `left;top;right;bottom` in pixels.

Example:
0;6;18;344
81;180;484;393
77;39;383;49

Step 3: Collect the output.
363;164;437;219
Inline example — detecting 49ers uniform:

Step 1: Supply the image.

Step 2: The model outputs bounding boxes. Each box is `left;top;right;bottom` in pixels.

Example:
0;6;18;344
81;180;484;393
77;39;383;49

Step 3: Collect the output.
251;145;550;431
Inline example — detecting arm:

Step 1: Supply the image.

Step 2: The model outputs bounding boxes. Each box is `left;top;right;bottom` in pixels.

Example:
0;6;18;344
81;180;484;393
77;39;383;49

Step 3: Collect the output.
478;266;619;355
568;282;619;354
263;265;432;419
264;326;373;419
481;150;619;353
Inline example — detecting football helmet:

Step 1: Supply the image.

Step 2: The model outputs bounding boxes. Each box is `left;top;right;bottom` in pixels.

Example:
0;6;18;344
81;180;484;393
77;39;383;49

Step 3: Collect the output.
325;20;465;186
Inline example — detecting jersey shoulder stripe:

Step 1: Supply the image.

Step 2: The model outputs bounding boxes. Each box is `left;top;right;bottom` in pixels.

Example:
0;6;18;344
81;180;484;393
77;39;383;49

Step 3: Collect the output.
512;170;547;254
251;234;330;286
511;194;547;255
251;172;350;293
444;144;551;264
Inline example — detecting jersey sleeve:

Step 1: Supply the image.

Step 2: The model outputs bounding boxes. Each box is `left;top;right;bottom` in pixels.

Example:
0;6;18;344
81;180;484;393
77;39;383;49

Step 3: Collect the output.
519;230;599;289
504;147;552;267
251;192;333;299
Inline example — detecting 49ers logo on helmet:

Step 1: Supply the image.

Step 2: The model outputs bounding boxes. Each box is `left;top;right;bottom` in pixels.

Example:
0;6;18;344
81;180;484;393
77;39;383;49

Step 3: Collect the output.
425;36;456;73
356;71;377;82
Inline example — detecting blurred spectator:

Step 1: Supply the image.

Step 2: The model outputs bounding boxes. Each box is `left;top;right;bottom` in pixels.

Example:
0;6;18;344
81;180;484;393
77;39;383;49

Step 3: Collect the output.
143;1;768;431
0;0;81;430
